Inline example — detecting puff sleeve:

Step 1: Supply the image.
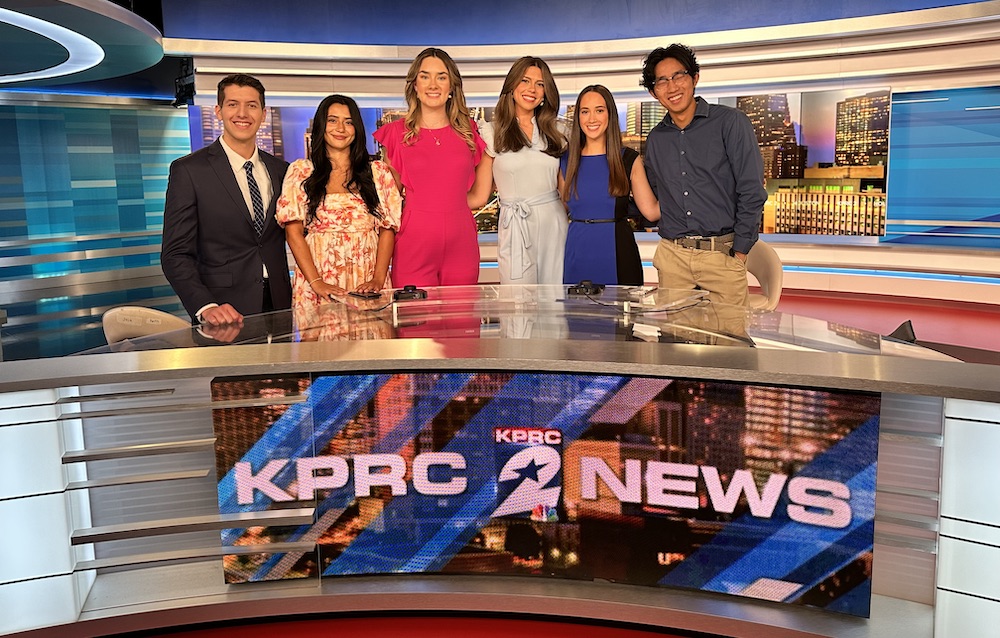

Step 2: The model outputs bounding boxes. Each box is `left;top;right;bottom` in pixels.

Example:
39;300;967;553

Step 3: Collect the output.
372;119;404;175
275;159;313;226
372;160;401;231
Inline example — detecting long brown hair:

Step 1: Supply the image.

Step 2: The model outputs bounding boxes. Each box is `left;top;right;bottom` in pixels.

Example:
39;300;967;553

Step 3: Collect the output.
402;47;476;153
492;56;565;158
562;85;629;201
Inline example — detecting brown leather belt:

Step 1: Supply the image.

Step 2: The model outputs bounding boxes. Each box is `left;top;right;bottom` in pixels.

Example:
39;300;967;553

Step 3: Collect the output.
666;233;735;253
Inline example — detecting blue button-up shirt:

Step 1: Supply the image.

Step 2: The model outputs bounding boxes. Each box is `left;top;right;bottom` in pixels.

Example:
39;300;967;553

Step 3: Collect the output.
645;97;766;255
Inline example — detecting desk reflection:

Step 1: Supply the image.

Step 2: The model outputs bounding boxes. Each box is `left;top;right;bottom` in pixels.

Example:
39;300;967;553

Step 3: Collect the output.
294;301;394;342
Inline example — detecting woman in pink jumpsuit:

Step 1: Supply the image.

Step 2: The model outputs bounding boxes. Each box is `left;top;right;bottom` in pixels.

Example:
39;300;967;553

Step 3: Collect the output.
373;47;486;288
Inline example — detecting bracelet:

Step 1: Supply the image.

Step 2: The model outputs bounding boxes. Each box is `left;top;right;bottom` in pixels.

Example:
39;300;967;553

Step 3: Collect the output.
308;277;322;286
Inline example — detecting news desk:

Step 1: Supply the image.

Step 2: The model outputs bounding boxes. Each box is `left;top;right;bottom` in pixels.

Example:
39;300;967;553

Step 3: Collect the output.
2;286;998;638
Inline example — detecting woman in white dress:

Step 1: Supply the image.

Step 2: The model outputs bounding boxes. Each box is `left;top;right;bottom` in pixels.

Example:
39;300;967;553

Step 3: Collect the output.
470;57;567;285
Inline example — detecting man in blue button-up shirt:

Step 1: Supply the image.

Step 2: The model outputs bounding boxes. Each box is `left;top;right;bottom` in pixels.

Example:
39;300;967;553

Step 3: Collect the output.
641;44;766;307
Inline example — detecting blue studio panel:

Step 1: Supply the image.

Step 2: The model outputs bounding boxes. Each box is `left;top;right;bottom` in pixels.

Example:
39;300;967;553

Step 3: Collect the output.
0;105;191;358
886;86;1000;249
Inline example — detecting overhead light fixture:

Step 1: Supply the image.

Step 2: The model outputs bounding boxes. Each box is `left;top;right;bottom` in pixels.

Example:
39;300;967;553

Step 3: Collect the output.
0;7;105;84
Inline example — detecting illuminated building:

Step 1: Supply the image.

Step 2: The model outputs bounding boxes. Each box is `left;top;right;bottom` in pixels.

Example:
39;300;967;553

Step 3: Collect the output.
258;107;283;158
768;165;886;235
623;101;666;154
737;94;807;179
827;322;882;350
625;101;666;137
741;387;873;480
373;108;409;164
563;439;625;519
674;381;745;476
835;90;890;166
199;106;285;159
199;106;217;148
470;106;494;124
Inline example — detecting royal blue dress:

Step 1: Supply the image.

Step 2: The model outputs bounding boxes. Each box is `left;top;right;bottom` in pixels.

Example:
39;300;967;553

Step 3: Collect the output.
561;149;643;286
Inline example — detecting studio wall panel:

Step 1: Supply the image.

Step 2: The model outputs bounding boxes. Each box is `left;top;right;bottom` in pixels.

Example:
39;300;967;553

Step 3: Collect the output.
0;103;190;359
886;86;1000;249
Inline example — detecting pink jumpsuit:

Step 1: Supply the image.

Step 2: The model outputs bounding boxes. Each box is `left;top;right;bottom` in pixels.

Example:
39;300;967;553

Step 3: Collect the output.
373;118;485;288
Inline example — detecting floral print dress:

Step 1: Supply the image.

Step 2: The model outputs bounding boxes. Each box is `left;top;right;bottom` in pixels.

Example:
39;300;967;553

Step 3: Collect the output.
276;158;401;313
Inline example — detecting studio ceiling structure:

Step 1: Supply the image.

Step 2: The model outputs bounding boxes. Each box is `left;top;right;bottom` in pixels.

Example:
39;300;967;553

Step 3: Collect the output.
0;0;162;88
159;0;1000;107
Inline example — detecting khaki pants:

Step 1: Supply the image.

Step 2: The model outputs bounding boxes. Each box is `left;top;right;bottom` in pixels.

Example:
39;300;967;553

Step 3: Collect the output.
653;238;749;307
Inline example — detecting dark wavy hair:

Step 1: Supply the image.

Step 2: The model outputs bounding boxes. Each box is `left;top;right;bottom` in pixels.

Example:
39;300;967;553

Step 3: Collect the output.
640;44;700;92
562;85;629;202
302;94;381;227
492;56;565;158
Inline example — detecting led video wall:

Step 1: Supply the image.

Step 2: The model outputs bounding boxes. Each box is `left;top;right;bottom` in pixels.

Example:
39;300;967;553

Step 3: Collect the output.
213;371;880;618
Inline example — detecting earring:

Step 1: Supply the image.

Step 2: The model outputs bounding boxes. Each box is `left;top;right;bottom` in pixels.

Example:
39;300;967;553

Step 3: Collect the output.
540;99;545;106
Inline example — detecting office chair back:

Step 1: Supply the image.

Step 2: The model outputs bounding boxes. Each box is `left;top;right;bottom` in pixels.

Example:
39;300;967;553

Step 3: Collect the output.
102;306;191;344
745;240;783;311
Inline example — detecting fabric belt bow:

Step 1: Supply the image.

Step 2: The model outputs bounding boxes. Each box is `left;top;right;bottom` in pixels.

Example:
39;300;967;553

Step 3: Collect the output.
499;190;561;281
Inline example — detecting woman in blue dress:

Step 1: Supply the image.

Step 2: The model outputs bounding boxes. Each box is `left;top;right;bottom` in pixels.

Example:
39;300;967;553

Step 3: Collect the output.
560;85;659;286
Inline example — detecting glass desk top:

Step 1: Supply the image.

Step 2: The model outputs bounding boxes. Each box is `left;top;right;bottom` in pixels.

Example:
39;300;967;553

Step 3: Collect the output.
79;285;958;362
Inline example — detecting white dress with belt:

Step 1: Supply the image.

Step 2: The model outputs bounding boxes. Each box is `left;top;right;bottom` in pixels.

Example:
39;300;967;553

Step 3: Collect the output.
480;119;567;285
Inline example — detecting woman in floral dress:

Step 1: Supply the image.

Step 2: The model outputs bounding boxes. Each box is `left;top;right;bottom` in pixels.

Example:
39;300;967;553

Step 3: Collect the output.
277;94;401;314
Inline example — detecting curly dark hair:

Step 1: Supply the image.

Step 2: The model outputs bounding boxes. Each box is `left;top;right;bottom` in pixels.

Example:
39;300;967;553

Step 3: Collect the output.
640;44;700;92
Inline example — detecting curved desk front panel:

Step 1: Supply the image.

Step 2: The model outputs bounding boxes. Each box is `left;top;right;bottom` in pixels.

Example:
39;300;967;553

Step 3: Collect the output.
2;286;997;637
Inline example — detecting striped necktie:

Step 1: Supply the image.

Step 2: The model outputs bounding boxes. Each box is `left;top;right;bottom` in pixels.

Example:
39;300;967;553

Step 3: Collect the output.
243;160;265;236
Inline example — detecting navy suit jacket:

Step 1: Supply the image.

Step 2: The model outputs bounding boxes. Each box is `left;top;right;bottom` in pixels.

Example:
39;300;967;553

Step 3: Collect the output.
161;139;292;321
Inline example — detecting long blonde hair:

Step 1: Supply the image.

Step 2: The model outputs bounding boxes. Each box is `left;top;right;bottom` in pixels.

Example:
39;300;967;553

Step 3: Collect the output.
403;47;476;153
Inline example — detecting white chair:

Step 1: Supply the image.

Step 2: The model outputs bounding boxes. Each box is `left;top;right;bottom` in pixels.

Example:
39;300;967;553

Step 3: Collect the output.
745;240;783;311
102;306;191;344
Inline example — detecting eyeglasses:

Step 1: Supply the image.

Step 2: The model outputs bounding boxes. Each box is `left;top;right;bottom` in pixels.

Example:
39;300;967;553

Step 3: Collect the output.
653;70;691;90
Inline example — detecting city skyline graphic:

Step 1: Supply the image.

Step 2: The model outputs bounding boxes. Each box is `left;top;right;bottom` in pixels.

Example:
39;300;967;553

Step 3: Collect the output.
212;371;880;617
191;85;890;237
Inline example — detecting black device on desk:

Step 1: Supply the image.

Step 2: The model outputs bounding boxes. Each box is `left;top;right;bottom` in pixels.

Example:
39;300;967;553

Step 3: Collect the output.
567;280;604;295
348;290;382;299
393;285;428;301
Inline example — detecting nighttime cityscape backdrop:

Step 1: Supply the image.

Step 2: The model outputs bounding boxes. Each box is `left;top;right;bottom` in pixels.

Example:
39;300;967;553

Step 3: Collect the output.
194;86;891;237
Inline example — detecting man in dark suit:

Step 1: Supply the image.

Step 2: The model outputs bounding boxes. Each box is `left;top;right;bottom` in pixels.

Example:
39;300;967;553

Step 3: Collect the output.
161;74;292;326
